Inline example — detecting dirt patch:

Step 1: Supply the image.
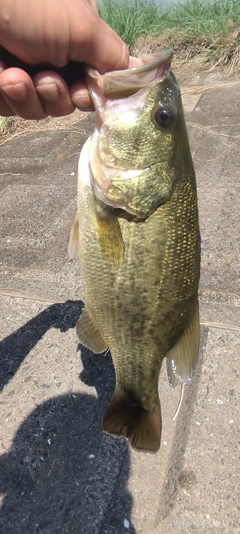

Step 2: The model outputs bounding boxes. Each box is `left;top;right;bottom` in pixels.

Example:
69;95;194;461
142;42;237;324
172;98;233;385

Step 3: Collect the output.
0;109;91;145
132;29;240;77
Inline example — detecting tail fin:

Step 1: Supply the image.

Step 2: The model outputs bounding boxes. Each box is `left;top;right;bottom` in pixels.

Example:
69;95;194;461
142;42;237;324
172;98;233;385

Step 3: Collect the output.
102;389;161;453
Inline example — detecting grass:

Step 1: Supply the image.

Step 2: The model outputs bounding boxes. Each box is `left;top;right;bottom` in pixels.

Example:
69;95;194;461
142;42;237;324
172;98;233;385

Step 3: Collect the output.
99;0;161;49
99;0;240;72
0;116;14;135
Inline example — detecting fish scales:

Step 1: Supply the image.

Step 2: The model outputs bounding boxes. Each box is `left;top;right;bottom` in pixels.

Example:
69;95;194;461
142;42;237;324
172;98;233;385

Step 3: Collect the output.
78;178;199;363
70;50;201;452
77;177;199;449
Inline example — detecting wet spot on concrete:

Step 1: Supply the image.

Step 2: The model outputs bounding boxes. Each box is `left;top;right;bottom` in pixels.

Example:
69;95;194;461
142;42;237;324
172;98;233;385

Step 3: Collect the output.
178;469;197;489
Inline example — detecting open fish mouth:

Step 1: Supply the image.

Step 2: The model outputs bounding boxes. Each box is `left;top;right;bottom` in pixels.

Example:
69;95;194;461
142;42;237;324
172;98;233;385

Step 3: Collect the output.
85;49;176;217
86;48;173;100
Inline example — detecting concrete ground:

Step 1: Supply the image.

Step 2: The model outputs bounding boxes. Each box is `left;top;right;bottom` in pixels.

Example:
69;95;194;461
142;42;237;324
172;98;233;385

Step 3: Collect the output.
0;71;239;534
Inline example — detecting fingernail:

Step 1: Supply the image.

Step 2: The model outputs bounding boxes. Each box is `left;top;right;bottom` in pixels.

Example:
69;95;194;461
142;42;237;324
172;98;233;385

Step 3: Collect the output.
72;92;92;109
1;82;27;100
36;83;60;102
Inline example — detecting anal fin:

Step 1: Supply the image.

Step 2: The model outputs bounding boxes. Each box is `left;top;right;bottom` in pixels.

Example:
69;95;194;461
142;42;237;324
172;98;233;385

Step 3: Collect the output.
68;213;79;259
76;308;108;354
102;388;161;453
166;304;200;388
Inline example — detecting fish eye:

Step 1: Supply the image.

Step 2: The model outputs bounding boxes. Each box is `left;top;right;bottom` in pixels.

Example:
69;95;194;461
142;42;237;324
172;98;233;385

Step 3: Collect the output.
152;104;175;129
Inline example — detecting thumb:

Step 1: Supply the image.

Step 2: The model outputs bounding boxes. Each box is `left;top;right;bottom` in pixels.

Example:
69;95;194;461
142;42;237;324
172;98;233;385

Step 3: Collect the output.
68;13;129;74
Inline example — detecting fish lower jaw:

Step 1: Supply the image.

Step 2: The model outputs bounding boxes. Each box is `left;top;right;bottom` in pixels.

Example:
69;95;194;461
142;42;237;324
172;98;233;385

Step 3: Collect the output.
92;181;139;216
91;164;153;216
91;159;145;187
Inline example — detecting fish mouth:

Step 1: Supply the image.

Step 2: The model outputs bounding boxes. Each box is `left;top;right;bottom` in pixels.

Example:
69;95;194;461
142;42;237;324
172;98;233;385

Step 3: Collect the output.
85;49;173;121
86;49;173;100
86;50;175;218
89;136;156;216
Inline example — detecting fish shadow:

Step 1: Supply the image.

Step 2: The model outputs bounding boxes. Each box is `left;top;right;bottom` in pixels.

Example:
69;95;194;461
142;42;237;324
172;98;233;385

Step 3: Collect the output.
0;301;136;533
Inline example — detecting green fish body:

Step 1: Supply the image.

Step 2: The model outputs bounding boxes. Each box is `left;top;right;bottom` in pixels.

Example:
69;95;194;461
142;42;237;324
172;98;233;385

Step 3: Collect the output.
69;51;201;452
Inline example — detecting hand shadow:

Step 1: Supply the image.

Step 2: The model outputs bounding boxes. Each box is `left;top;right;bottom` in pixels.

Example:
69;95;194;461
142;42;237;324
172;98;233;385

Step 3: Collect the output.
0;302;136;533
0;300;83;391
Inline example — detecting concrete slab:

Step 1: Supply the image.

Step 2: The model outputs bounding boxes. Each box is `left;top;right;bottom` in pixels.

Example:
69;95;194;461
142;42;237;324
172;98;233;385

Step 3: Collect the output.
1;183;76;269
129;327;240;534
0;113;95;175
0;131;73;173
186;85;240;297
0;295;135;534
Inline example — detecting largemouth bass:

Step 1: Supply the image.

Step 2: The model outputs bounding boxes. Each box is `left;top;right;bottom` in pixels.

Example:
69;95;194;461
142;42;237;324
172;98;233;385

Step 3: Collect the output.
69;50;201;453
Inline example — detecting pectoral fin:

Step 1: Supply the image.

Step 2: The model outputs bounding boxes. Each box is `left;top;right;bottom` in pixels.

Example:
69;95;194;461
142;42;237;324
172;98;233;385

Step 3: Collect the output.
94;199;124;265
76;308;108;354
166;304;200;388
68;213;79;259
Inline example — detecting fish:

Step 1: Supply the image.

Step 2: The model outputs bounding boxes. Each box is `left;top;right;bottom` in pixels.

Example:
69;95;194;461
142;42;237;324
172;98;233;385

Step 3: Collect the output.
68;49;201;453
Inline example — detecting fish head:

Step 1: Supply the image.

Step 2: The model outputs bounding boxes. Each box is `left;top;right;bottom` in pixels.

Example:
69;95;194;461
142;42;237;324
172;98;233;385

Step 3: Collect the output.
86;50;193;219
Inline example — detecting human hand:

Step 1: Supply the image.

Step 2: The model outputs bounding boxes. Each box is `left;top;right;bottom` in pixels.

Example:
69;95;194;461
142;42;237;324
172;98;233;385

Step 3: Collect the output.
0;0;129;119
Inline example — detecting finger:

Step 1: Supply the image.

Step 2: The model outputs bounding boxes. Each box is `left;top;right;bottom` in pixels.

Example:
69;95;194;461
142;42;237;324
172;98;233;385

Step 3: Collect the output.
0;62;14;115
0;93;16;116
34;72;75;117
86;0;99;15
0;68;47;119
70;81;94;111
95;20;129;73
69;15;129;75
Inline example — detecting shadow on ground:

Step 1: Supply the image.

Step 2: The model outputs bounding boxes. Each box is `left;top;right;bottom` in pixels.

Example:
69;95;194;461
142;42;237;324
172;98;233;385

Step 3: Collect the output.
0;302;135;534
0;300;84;391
